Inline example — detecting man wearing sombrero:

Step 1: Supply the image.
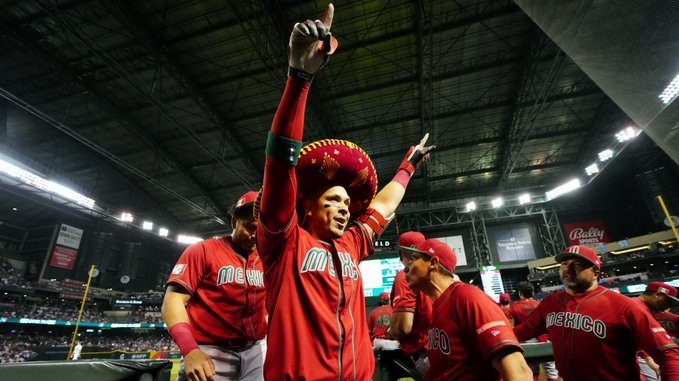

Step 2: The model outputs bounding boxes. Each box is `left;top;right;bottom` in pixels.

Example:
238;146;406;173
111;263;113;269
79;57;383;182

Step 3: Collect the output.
255;4;434;380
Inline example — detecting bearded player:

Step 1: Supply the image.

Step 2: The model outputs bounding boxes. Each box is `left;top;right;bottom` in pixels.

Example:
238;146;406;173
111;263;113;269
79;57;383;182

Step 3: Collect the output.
163;191;266;381
405;238;532;381
255;4;435;380
514;245;679;381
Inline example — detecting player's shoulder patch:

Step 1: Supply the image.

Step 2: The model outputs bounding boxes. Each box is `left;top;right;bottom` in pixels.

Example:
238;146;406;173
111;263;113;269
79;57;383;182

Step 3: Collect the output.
171;264;186;275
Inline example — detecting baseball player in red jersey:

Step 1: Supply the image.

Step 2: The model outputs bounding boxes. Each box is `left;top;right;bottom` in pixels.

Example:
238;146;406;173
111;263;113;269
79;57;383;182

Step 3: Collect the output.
390;231;432;375
655;309;679;337
510;281;558;380
255;4;435;380
500;293;513;323
405;238;533;381
635;282;679;381
162;191;267;381
514;245;679;381
510;282;540;326
368;292;399;350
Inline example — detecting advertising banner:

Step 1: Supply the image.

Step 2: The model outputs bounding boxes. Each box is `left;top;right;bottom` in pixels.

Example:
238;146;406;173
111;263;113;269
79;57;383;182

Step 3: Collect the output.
49;245;78;270
563;220;610;247
56;224;84;249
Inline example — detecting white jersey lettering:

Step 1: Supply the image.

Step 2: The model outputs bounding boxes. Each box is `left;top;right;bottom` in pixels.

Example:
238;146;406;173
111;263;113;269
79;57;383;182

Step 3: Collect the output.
300;248;358;279
546;311;607;339
217;266;263;286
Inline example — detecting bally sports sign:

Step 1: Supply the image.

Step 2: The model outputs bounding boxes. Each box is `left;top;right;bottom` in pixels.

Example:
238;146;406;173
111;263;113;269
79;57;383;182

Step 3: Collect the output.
563;220;610;247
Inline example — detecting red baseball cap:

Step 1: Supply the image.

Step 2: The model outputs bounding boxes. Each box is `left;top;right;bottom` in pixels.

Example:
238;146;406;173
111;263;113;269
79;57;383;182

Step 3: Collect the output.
378;292;390;301
499;293;511;304
555;245;601;270
413;238;458;273
646;282;679;304
235;191;258;211
399;231;426;252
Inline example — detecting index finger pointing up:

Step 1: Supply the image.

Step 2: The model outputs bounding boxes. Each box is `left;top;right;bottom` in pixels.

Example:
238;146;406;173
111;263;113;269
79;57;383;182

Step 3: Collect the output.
322;3;334;30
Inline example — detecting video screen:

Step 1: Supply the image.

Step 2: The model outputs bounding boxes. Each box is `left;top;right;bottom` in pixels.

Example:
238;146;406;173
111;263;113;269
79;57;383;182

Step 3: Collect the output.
359;257;403;297
487;223;539;263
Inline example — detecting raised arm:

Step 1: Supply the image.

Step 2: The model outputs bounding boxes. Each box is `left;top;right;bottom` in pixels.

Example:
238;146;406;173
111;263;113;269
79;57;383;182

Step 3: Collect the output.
361;134;435;238
258;5;335;252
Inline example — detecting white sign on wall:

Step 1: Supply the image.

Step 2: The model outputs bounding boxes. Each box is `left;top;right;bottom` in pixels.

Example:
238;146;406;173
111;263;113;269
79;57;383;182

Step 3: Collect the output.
56;224;83;250
439;235;468;267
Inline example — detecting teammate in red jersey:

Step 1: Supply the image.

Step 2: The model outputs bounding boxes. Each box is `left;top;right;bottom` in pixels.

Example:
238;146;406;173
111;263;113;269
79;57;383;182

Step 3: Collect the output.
255;4;435;380
635;282;679;381
406;238;532;381
390;231;432;374
368;292;399;350
510;281;558;380
500;293;514;323
510;282;540;325
514;245;679;381
162;191;267;381
655;309;679;337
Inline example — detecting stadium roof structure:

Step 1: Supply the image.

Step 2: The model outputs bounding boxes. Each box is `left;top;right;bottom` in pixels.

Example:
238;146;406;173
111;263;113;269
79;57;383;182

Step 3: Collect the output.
0;0;638;235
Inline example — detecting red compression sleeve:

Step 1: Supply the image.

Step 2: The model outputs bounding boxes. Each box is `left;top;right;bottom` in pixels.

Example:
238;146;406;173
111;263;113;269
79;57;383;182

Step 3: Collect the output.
392;168;412;189
169;322;199;357
260;77;310;234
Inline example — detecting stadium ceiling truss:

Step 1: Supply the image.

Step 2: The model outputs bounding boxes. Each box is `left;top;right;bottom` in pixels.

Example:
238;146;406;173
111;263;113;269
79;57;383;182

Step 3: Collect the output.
393;203;566;266
0;0;624;234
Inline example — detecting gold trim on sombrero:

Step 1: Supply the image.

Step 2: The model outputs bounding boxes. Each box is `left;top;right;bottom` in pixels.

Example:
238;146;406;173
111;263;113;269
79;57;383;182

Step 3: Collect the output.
319;153;340;180
350;167;369;188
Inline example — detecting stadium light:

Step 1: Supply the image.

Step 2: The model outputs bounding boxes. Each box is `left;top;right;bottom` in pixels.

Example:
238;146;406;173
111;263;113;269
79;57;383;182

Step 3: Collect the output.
491;197;503;208
545;179;581;201
119;212;134;223
177;234;202;245
465;201;476;212
659;73;679;104
0;157;95;208
598;149;614;162
142;221;154;230
585;164;600;176
615;126;640;142
518;194;531;205
158;227;169;237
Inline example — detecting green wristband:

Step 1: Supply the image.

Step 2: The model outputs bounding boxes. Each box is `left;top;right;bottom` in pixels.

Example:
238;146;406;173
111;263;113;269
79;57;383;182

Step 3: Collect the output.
266;132;303;166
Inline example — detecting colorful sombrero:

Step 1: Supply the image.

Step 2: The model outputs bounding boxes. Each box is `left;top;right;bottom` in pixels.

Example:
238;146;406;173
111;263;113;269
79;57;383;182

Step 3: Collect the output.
297;139;378;218
253;139;378;222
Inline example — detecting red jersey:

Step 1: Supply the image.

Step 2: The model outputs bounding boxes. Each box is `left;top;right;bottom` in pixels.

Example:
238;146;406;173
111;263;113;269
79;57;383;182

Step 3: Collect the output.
391;270;433;355
426;282;523;381
167;237;266;344
501;305;513;320
510;298;540;325
655;311;679;337
258;222;375;381
368;305;393;340
514;286;679;381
